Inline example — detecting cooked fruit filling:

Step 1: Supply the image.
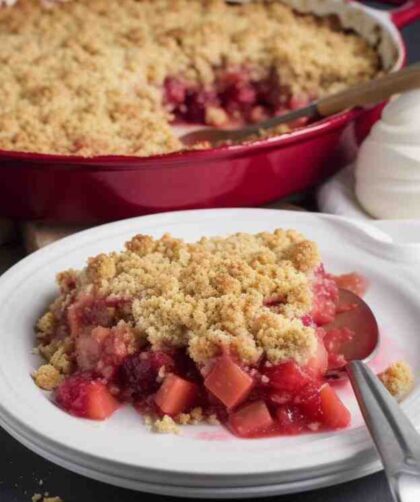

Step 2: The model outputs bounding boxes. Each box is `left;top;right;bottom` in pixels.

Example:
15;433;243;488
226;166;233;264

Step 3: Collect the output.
33;231;412;437
163;70;310;129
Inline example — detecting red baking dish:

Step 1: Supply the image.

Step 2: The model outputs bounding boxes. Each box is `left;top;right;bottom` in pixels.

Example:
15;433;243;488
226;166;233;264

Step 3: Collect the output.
0;0;419;223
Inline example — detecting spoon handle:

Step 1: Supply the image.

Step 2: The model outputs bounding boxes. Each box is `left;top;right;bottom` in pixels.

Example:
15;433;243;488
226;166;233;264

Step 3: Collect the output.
317;63;420;117
347;360;420;502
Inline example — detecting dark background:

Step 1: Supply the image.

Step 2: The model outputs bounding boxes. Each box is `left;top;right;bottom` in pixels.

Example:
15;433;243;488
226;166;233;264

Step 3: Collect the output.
1;3;419;502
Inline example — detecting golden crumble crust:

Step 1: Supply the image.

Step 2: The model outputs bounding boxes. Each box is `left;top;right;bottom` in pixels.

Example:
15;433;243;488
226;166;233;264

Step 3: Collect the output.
145;407;219;433
379;361;414;401
36;337;74;374
87;254;117;283
33;364;63;390
35;229;322;374
0;0;381;156
146;414;180;434
32;497;63;502
36;312;56;338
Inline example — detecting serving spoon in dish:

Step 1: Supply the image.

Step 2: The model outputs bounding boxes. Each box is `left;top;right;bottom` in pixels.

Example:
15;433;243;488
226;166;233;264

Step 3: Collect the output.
180;63;420;147
330;288;420;502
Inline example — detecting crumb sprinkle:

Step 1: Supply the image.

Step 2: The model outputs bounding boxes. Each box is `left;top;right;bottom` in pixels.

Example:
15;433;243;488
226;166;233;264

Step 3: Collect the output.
379;361;414;401
31;495;63;502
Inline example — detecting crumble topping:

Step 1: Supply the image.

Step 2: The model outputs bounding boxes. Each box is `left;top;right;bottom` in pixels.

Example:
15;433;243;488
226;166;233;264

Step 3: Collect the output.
0;0;381;156
145;407;220;433
379;361;414;401
35;229;321;379
176;407;220;426
32;496;63;502
33;364;62;390
146;414;181;434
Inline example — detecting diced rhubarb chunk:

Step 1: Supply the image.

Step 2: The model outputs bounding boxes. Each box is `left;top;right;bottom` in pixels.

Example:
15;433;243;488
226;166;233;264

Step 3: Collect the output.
55;375;119;420
320;384;351;429
87;382;120;420
264;361;309;393
204;356;253;408
295;382;323;422
154;374;197;416
229;401;274;437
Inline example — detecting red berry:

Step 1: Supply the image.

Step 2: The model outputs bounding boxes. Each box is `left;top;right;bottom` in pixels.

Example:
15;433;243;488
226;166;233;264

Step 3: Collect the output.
164;77;187;105
118;351;174;400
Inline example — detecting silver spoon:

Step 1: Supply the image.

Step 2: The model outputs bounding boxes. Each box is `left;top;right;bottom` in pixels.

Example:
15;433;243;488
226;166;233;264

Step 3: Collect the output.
180;63;420;147
330;288;420;502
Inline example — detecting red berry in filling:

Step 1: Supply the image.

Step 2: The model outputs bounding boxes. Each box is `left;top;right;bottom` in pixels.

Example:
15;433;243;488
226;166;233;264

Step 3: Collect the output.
184;89;220;123
154;374;198;416
55;373;119;420
204;356;254;409
164;77;187;106
118;351;174;400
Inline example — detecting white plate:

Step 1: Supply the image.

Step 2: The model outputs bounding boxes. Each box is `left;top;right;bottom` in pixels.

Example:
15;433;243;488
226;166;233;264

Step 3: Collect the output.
0;417;381;499
0;209;420;494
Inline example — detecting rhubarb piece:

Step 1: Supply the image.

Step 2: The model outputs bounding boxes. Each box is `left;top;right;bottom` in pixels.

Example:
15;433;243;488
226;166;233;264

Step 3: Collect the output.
55;375;119;420
264;361;309;393
86;382;120;420
154;374;197;416
229;400;274;437
320;384;351;429
204;356;253;408
295;382;323;423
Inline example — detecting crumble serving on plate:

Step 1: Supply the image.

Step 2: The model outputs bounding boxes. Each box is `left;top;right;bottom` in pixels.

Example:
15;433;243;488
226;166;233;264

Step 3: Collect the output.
33;229;414;438
0;0;381;156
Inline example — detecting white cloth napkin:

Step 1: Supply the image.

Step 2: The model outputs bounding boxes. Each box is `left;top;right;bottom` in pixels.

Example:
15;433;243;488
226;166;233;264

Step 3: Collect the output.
317;165;371;220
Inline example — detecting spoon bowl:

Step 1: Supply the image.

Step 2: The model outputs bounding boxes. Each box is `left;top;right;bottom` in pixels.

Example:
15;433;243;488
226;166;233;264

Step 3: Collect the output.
325;288;379;378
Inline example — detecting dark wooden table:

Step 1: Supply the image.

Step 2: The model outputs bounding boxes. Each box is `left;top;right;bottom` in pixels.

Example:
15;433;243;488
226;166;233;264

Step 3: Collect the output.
1;6;419;502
